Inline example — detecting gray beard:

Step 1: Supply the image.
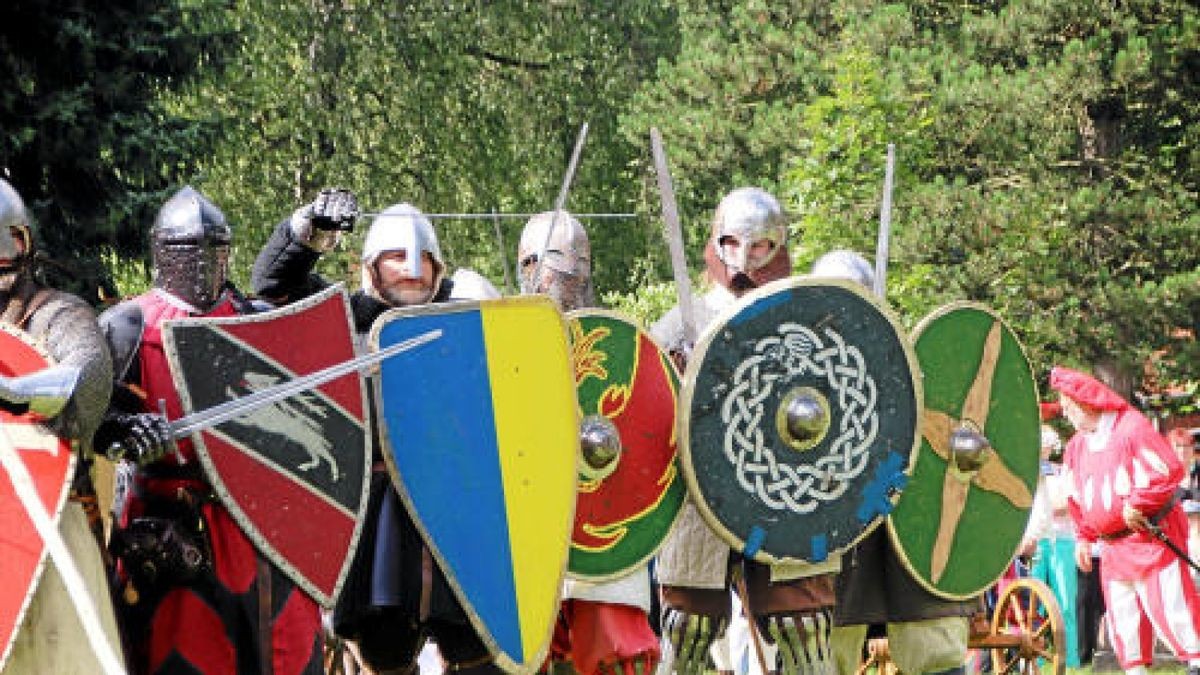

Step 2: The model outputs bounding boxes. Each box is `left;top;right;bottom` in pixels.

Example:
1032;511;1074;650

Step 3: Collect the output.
380;285;435;307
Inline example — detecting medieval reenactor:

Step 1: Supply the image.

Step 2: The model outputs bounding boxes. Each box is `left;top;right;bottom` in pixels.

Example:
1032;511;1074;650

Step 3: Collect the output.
650;187;837;674
517;210;661;675
252;189;505;675
810;250;976;675
1051;366;1200;675
95;186;324;673
0;177;122;672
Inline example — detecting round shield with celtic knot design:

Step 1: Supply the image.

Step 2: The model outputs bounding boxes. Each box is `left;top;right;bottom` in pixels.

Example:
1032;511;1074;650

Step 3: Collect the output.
566;309;685;581
681;277;921;564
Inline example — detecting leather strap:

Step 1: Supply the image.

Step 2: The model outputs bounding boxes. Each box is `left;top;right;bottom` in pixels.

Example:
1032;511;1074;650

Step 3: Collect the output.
257;557;274;674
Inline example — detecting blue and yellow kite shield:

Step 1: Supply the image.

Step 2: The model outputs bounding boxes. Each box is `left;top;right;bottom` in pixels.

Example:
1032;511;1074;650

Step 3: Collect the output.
370;296;578;674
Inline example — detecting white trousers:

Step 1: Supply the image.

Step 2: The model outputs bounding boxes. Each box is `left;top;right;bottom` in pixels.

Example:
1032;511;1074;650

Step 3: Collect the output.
1103;558;1200;669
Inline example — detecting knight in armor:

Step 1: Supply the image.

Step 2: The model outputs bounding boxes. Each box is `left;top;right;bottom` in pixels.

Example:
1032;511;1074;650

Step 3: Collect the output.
95;186;324;673
1051;367;1200;675
650;187;837;675
517;210;660;675
252;188;504;675
0;177;122;672
807;250;975;675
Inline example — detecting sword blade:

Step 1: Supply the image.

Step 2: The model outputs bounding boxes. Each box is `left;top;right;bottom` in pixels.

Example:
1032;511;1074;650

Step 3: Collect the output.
650;128;698;345
169;328;442;438
872;143;896;299
530;122;590;294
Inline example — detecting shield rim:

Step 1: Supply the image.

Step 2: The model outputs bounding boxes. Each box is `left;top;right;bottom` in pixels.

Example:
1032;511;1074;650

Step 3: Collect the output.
563;307;686;583
679;276;923;565
0;322;77;671
887;300;1040;601
161;284;371;608
369;295;576;675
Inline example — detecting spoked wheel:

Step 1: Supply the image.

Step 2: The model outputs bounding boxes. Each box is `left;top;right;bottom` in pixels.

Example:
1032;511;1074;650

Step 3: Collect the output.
989;578;1065;675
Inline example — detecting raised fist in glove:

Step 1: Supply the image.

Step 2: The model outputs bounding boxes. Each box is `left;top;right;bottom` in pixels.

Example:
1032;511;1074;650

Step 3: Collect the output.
290;187;359;251
94;412;174;465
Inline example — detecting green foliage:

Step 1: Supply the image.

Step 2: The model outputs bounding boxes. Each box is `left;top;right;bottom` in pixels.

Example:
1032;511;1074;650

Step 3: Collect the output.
0;0;232;301
4;0;1196;399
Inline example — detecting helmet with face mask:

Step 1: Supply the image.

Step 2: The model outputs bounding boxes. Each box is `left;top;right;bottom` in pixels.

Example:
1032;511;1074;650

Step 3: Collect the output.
151;186;232;310
517;210;594;311
706;187;790;293
0;179;34;294
361;203;444;307
810;250;875;289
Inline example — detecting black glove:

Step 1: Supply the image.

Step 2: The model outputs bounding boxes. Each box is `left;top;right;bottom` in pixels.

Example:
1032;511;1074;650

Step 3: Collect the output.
94;412;173;465
309;187;359;232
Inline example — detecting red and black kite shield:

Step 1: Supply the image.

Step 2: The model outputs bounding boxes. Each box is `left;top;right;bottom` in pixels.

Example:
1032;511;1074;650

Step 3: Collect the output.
0;324;75;669
161;286;369;607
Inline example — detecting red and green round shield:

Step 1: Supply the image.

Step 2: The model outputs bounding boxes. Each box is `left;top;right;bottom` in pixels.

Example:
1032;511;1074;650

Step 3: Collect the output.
889;303;1040;600
566;310;685;581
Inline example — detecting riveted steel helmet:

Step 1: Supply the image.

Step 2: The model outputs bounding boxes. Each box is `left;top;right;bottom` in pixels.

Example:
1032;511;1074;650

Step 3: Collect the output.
151;186;232;310
0;179;34;292
361;203;444;306
711;187;787;275
810;250;874;289
517;210;594;310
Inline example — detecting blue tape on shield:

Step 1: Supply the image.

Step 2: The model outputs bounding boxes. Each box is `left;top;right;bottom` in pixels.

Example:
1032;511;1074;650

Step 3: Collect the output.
809;534;828;563
743;526;766;558
857;451;908;523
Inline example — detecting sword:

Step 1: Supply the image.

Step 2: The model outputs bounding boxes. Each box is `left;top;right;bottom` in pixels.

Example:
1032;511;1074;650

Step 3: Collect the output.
872;143;896;299
169;329;442;438
1146;520;1200;574
529;122;590;295
0;430;126;675
649;128;698;346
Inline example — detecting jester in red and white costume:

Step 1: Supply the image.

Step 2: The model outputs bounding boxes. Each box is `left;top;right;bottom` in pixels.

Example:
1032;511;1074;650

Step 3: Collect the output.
1050;366;1200;675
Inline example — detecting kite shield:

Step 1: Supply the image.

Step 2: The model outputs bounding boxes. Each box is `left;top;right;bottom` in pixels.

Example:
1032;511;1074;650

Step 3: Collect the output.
162;285;370;607
565;309;685;582
681;277;920;564
372;296;577;674
889;302;1040;600
0;324;75;669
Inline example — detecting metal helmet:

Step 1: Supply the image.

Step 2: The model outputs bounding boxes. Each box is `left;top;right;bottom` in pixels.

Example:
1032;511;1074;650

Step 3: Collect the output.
0;178;34;291
361;203;444;306
711;187;787;275
810;250;875;289
150;186;232;310
517;210;594;311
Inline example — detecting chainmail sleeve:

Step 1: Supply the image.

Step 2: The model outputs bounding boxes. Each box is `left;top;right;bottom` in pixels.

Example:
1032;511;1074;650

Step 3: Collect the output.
24;291;113;456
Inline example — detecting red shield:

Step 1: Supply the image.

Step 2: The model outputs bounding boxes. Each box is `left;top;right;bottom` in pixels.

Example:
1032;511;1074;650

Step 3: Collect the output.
0;324;74;668
161;286;369;607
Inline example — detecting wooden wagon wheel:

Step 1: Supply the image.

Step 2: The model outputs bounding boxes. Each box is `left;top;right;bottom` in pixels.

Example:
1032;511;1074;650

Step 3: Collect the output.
989;578;1066;675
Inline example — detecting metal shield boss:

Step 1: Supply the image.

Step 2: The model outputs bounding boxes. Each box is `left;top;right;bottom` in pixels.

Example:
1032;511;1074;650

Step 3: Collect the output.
0;324;75;668
889;303;1040;600
565;309;685;581
162;285;370;607
371;296;577;675
682;278;920;564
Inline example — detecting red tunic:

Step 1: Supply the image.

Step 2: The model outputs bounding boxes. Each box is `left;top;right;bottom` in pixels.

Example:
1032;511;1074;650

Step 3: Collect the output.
1064;408;1187;581
120;289;322;674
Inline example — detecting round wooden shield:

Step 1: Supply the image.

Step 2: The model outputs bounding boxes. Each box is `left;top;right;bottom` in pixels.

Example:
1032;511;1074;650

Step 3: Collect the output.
681;278;921;564
0;324;74;669
565;310;685;581
888;303;1040;600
